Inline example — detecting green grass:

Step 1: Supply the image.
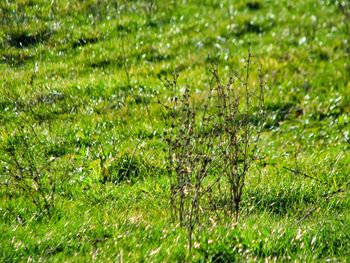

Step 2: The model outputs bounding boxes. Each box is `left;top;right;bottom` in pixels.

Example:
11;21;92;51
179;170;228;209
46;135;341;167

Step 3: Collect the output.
1;0;350;261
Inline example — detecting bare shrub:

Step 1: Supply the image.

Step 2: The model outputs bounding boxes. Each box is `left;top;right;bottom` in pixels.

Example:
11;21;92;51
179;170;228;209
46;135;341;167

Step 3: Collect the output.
159;46;266;253
0;121;57;218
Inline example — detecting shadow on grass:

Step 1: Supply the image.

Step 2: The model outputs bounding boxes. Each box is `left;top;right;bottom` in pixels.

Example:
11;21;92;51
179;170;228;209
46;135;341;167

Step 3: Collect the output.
243;187;317;216
8;29;52;48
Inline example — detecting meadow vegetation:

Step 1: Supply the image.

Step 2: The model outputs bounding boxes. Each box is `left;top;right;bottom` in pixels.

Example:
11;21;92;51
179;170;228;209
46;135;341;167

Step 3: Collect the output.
0;0;349;261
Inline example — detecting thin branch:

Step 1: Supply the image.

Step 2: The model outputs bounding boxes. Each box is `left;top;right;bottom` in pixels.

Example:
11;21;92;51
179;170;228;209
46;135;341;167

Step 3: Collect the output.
283;166;328;186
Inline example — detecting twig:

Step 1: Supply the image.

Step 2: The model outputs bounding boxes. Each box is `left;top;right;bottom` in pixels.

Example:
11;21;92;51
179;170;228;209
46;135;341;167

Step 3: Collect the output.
283;166;328;186
297;187;345;224
336;122;350;145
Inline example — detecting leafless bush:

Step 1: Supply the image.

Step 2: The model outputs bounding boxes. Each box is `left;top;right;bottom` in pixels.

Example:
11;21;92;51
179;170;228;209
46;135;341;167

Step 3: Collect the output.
159;46;266;253
0;121;57;218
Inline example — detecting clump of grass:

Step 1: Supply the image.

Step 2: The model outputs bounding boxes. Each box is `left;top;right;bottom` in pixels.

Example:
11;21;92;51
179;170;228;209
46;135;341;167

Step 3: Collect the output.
107;153;147;184
97;141;155;184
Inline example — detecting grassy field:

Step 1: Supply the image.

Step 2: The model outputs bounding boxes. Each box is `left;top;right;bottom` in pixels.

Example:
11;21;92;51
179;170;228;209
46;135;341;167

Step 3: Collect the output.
1;0;350;261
